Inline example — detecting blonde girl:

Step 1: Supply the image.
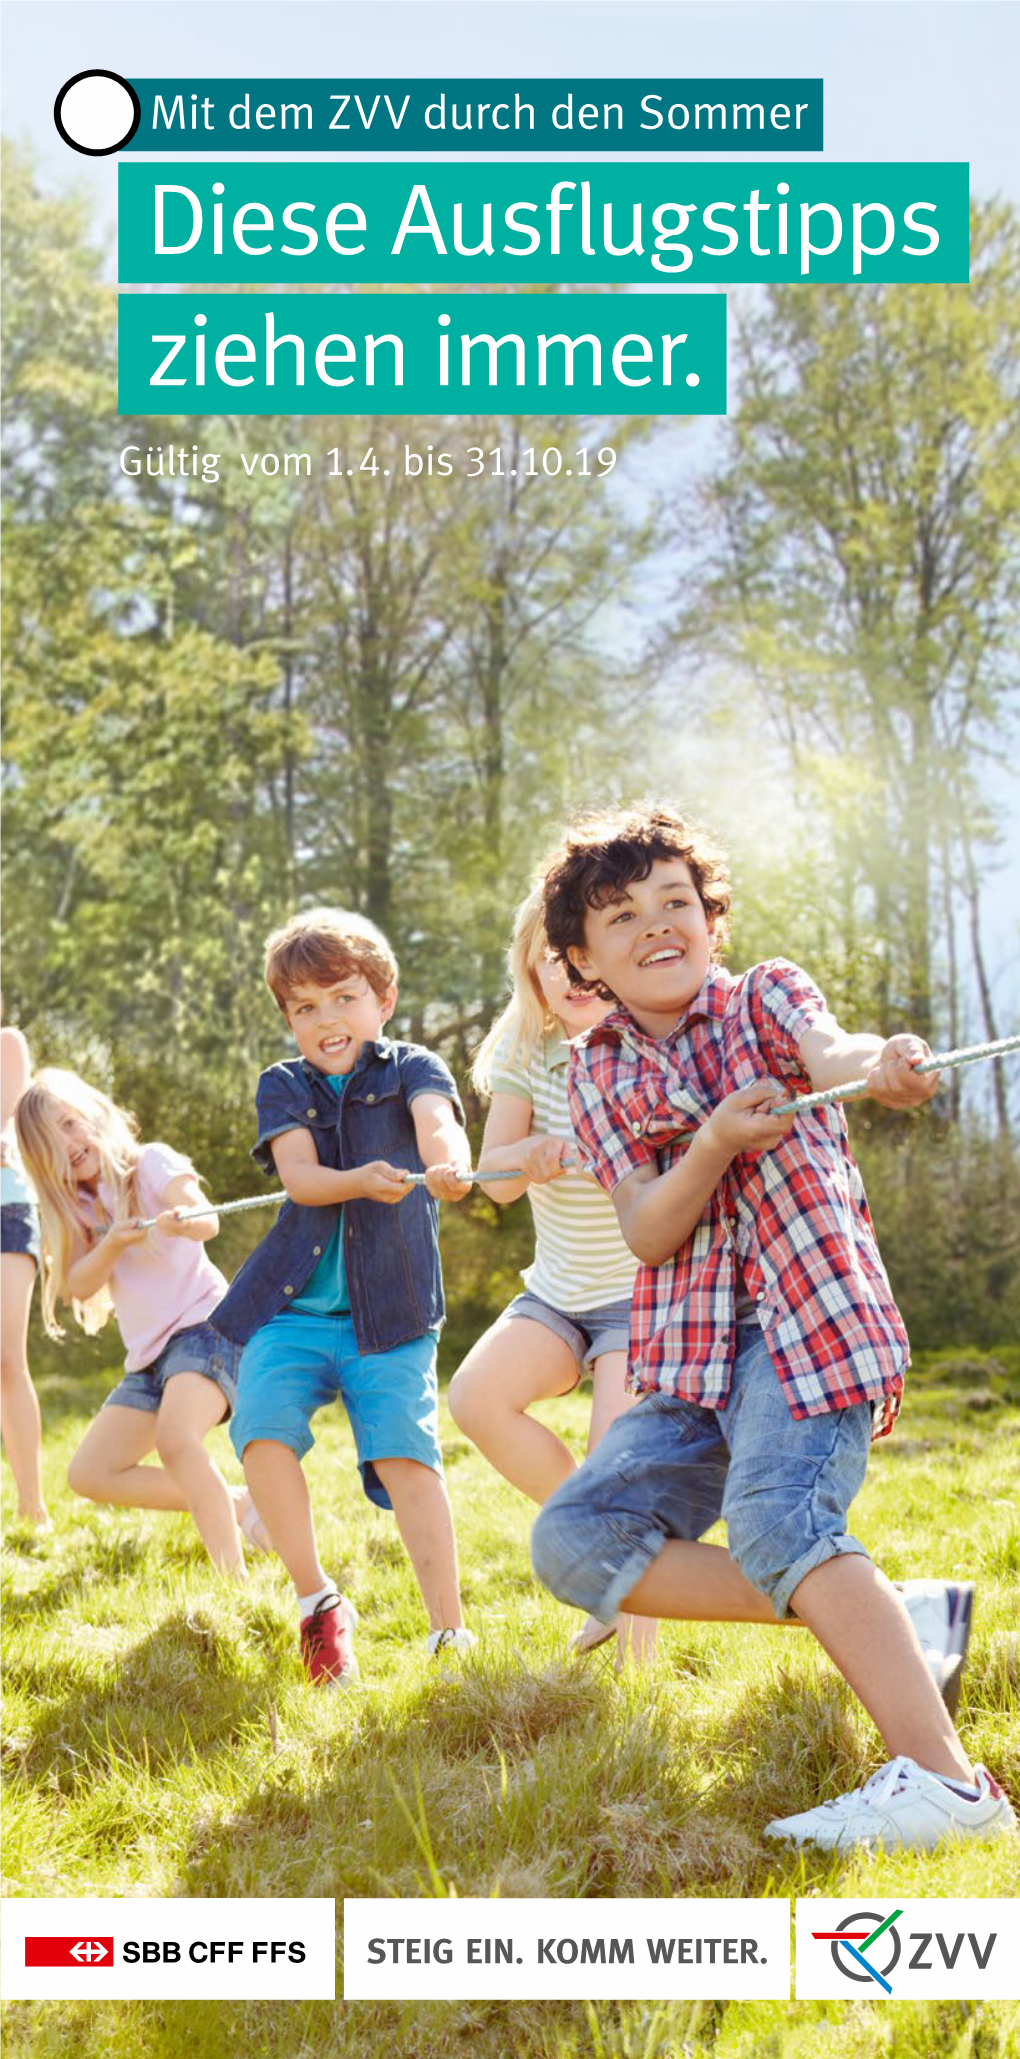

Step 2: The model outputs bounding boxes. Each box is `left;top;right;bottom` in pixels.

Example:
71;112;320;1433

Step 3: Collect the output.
16;1068;263;1575
449;888;657;1663
1;1025;49;1527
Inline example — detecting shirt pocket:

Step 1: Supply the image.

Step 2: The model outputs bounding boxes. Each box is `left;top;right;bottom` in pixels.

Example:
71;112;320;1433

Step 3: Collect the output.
615;1079;697;1152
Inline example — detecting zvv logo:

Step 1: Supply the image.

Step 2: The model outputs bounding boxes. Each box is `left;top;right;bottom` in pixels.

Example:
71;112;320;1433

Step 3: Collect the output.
24;1936;114;1968
811;1909;902;1994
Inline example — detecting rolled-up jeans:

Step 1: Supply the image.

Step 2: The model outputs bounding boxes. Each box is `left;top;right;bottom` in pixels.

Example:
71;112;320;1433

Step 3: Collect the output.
531;1318;872;1623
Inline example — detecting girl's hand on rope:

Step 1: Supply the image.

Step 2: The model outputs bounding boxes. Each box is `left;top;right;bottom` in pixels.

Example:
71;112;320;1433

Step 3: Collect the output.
516;1134;574;1185
105;1216;150;1248
356;1160;415;1205
863;1035;941;1109
151;1206;191;1238
703;1078;797;1158
423;1162;473;1202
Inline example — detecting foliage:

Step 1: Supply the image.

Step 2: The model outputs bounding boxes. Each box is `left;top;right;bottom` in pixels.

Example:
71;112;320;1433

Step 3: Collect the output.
1;144;1018;1342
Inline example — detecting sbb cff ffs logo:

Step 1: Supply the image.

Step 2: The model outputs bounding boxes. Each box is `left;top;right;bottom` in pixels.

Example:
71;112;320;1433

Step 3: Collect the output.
24;1937;114;1968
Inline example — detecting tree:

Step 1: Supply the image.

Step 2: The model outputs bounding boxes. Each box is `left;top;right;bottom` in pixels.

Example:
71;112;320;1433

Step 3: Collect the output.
663;203;1020;1057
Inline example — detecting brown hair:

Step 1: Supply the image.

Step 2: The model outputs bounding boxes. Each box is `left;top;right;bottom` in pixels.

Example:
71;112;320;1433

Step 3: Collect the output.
542;802;731;988
264;907;399;1013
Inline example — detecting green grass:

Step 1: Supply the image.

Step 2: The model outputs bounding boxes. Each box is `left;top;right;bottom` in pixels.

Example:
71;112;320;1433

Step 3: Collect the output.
2;1341;1019;2056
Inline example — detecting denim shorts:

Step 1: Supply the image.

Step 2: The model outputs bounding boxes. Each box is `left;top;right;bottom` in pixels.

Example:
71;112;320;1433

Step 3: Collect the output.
1;1202;40;1269
504;1289;632;1374
103;1320;241;1419
531;1318;872;1623
229;1308;443;1511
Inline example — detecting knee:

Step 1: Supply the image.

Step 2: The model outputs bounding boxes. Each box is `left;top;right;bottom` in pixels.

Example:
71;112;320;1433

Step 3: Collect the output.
155;1421;197;1470
67;1449;102;1501
447;1366;483;1436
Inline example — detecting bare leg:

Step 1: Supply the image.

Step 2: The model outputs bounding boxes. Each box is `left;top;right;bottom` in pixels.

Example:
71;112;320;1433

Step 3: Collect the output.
622;1538;778;1621
373;1458;463;1634
587;1351;658;1666
154;1373;245;1577
621;1543;973;1780
790;1555;974;1781
0;1253;48;1523
243;1439;327;1596
68;1405;192;1509
448;1315;580;1502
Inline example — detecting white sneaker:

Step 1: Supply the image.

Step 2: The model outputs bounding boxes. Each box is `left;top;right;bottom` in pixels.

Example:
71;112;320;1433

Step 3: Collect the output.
765;1755;1017;1852
235;1490;273;1555
899;1579;973;1717
572;1613;617;1656
427;1627;477;1659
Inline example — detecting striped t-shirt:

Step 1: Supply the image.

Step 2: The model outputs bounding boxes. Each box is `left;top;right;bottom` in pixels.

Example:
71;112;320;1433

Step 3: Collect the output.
489;1031;638;1313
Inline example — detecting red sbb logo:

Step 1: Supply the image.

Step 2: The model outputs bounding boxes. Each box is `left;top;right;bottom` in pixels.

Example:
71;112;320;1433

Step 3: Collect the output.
24;1937;115;1967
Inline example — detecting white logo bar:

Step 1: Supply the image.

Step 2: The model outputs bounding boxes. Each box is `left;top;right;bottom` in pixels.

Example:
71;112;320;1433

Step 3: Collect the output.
344;1897;790;1999
1;1898;336;2001
796;1899;1020;2001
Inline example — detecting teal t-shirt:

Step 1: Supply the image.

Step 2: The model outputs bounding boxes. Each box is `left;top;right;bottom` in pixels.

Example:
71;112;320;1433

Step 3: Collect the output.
289;1074;349;1315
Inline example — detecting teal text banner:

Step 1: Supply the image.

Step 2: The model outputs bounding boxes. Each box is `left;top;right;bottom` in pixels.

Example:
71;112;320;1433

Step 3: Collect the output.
117;291;727;415
123;78;822;153
119;161;970;285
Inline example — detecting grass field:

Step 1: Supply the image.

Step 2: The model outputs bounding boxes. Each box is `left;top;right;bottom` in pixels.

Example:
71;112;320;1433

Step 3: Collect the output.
2;1333;1018;2057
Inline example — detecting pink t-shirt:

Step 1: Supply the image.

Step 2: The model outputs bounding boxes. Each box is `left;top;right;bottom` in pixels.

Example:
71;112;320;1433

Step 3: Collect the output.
95;1142;228;1371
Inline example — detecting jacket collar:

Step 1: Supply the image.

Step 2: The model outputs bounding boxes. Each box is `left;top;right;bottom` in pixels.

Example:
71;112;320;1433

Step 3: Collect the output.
299;1036;395;1086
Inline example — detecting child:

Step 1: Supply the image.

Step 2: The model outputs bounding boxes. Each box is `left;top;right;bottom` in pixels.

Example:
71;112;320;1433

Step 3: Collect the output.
212;907;475;1686
16;1068;251;1575
449;886;656;1664
531;803;1015;1850
1;1024;49;1527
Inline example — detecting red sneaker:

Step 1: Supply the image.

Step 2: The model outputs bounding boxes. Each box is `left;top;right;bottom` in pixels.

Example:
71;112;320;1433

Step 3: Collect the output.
300;1594;359;1687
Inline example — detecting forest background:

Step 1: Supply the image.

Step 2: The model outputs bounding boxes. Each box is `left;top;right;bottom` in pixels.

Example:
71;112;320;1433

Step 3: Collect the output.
2;142;1019;1381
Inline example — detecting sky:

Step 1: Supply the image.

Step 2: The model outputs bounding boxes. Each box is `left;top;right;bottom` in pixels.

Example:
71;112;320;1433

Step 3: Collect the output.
3;0;1018;1037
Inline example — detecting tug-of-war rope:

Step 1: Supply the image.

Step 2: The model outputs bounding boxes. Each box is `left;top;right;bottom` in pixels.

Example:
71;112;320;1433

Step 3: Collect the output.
138;1032;1020;1230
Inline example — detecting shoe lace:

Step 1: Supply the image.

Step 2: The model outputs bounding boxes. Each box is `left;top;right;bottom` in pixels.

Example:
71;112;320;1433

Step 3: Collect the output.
817;1756;915;1818
303;1596;340;1650
854;1757;916;1811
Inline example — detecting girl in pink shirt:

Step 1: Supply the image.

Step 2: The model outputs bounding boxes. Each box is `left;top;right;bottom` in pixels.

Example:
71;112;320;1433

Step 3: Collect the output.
16;1068;265;1575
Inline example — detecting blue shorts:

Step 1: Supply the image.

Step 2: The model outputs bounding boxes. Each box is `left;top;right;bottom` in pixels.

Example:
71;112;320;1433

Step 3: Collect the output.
104;1320;241;1419
531;1318;872;1623
230;1309;442;1511
1;1202;40;1269
504;1290;631;1375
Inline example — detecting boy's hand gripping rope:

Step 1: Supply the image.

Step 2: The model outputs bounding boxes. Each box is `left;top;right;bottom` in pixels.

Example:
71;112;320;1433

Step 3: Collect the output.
137;1032;1020;1226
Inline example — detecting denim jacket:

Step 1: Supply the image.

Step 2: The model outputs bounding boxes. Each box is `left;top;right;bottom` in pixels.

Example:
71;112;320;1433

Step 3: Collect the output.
213;1038;464;1353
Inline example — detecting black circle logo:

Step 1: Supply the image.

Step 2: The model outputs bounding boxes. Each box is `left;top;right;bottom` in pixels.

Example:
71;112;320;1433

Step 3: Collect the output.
54;71;141;157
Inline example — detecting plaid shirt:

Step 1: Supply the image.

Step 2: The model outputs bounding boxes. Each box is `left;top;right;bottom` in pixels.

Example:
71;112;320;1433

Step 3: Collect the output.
568;959;907;1437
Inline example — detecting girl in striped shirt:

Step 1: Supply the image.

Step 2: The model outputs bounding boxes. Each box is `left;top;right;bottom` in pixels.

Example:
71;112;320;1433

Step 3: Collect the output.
449;887;656;1663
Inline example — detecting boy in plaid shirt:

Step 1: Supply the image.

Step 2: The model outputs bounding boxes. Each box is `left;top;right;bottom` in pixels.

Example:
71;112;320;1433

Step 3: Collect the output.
531;803;1015;1851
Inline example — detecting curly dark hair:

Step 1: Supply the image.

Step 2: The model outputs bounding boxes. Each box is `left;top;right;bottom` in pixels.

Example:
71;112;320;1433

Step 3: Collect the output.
541;802;731;990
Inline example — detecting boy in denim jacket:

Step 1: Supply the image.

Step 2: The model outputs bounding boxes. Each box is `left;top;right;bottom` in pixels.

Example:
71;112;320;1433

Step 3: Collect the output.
215;908;474;1685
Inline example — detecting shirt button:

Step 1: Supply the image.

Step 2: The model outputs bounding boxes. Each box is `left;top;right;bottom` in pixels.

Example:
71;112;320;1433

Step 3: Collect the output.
312;1245;322;1256
283;1285;294;1296
756;1290;766;1303
632;1120;644;1135
366;1092;376;1103
306;1107;317;1118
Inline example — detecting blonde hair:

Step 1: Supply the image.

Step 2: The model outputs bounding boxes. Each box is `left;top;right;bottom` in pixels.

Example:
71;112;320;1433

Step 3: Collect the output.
472;885;561;1095
14;1068;141;1339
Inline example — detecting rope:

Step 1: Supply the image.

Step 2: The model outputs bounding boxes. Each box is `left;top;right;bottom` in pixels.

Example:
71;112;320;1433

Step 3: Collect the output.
766;1030;1020;1118
137;1031;1019;1227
